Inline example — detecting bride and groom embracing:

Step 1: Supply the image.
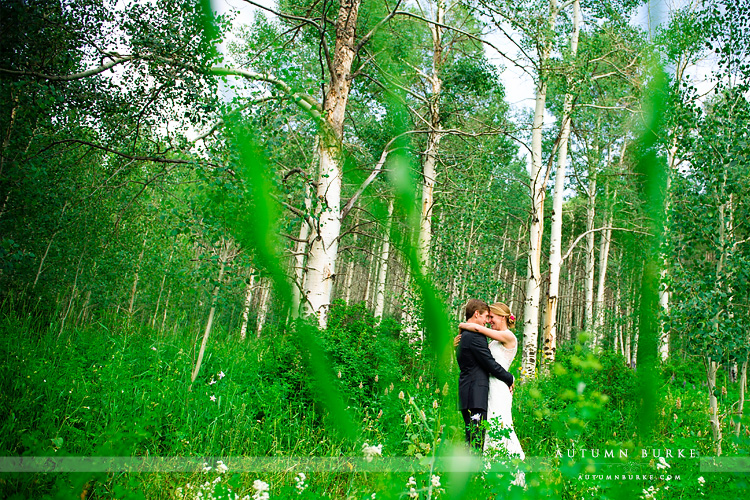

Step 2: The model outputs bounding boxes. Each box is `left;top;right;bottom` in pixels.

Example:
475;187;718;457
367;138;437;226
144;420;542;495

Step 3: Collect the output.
456;299;525;460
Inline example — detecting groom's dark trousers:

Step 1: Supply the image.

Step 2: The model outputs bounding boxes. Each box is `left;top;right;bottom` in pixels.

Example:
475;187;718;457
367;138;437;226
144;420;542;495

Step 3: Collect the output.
457;329;514;451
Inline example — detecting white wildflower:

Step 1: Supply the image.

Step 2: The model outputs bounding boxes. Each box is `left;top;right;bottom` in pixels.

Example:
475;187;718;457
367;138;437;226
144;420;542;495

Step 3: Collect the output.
408;487;418;499
399;391;405;400
407;477;417;487
431;475;440;488
202;463;212;473
209;378;216;385
698;476;705;484
295;472;307;494
216;460;228;474
656;457;670;470
210;395;217;402
218;371;225;379
252;479;270;500
362;443;383;462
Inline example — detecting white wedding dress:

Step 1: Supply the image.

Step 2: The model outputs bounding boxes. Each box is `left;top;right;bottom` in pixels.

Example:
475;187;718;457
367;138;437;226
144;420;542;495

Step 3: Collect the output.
484;340;525;460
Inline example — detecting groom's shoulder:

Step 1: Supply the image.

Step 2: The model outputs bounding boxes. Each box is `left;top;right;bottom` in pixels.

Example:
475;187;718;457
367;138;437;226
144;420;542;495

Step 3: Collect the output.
459;329;485;344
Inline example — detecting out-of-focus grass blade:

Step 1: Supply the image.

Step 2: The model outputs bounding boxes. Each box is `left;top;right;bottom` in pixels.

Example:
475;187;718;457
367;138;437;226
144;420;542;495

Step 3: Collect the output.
228;123;357;441
633;63;669;450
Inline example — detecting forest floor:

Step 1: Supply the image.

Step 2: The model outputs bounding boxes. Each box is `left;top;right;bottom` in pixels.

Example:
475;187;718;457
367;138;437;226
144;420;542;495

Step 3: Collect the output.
0;303;748;499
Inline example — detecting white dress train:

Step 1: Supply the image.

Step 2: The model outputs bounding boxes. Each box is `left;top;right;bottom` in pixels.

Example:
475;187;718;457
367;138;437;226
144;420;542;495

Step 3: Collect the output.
484;340;525;486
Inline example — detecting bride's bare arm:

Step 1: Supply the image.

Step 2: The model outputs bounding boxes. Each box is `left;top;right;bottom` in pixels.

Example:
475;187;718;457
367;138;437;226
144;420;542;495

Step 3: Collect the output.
458;322;516;345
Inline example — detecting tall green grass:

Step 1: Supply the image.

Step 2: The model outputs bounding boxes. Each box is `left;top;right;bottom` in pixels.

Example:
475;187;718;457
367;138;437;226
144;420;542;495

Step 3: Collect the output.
0;302;746;499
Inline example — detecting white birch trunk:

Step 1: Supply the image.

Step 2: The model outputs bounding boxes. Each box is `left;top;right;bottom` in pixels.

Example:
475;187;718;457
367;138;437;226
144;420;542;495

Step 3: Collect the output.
543;0;580;365
128;234;148;315
493;220;509;303
152;243;175;327
301;0;361;328
291;182;312;319
659;144;677;359
344;259;355;304
239;275;255;341
509;225;523;313
33;201;69;290
256;279;271;337
584;168;597;332
160;288;171;332
736;357;747;437
191;258;225;384
59;249;84;337
520;55;550;380
374;198;394;319
707;358;722;455
593;220;612;344
418;0;445;270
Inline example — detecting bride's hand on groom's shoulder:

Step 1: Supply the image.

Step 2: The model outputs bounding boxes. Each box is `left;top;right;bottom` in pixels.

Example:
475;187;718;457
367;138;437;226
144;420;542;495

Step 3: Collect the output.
453;334;461;348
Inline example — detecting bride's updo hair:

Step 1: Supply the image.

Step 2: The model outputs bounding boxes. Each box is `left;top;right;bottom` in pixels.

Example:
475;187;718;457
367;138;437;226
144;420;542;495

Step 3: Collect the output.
489;302;515;329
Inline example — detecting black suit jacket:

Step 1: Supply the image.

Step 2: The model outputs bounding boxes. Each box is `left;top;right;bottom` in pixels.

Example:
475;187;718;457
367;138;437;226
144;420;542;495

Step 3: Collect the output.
457;329;514;411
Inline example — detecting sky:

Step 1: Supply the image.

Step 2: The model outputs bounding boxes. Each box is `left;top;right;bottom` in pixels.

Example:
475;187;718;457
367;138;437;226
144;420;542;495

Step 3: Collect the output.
209;0;716;108
205;0;718;155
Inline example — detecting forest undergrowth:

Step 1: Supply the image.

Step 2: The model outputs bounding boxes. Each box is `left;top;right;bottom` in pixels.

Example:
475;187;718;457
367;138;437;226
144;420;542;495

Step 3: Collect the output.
1;300;747;499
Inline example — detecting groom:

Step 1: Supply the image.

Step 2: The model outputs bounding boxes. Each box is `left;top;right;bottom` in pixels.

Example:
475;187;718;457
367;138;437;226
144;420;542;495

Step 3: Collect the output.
457;299;514;450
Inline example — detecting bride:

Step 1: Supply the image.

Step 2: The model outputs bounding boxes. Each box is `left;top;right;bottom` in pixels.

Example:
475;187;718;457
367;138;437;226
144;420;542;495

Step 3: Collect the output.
458;302;525;461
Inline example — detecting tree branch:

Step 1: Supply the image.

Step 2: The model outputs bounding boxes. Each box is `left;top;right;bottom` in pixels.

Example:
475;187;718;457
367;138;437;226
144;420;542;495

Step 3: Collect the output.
241;0;323;32
355;0;403;53
394;10;534;78
39;139;205;165
0;55;133;81
341;131;417;219
562;226;650;263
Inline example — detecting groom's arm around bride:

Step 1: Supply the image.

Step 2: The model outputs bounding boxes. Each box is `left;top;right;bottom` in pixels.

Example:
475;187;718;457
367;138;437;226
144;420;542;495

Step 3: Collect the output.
457;299;514;450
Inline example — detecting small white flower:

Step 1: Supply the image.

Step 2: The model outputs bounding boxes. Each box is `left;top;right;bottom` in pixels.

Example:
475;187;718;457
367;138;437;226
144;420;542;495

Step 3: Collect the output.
408;487;418;499
362;443;383;462
698;476;705;484
209;378;216;385
471;413;482;422
431;475;440;488
656;456;670;470
252;479;270;500
371;494;376;500
295;472;307;493
216;460;228;474
399;391;405;400
407;476;417;487
202;463;212;472
210;395;217;402
151;346;157;351
218;371;225;379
